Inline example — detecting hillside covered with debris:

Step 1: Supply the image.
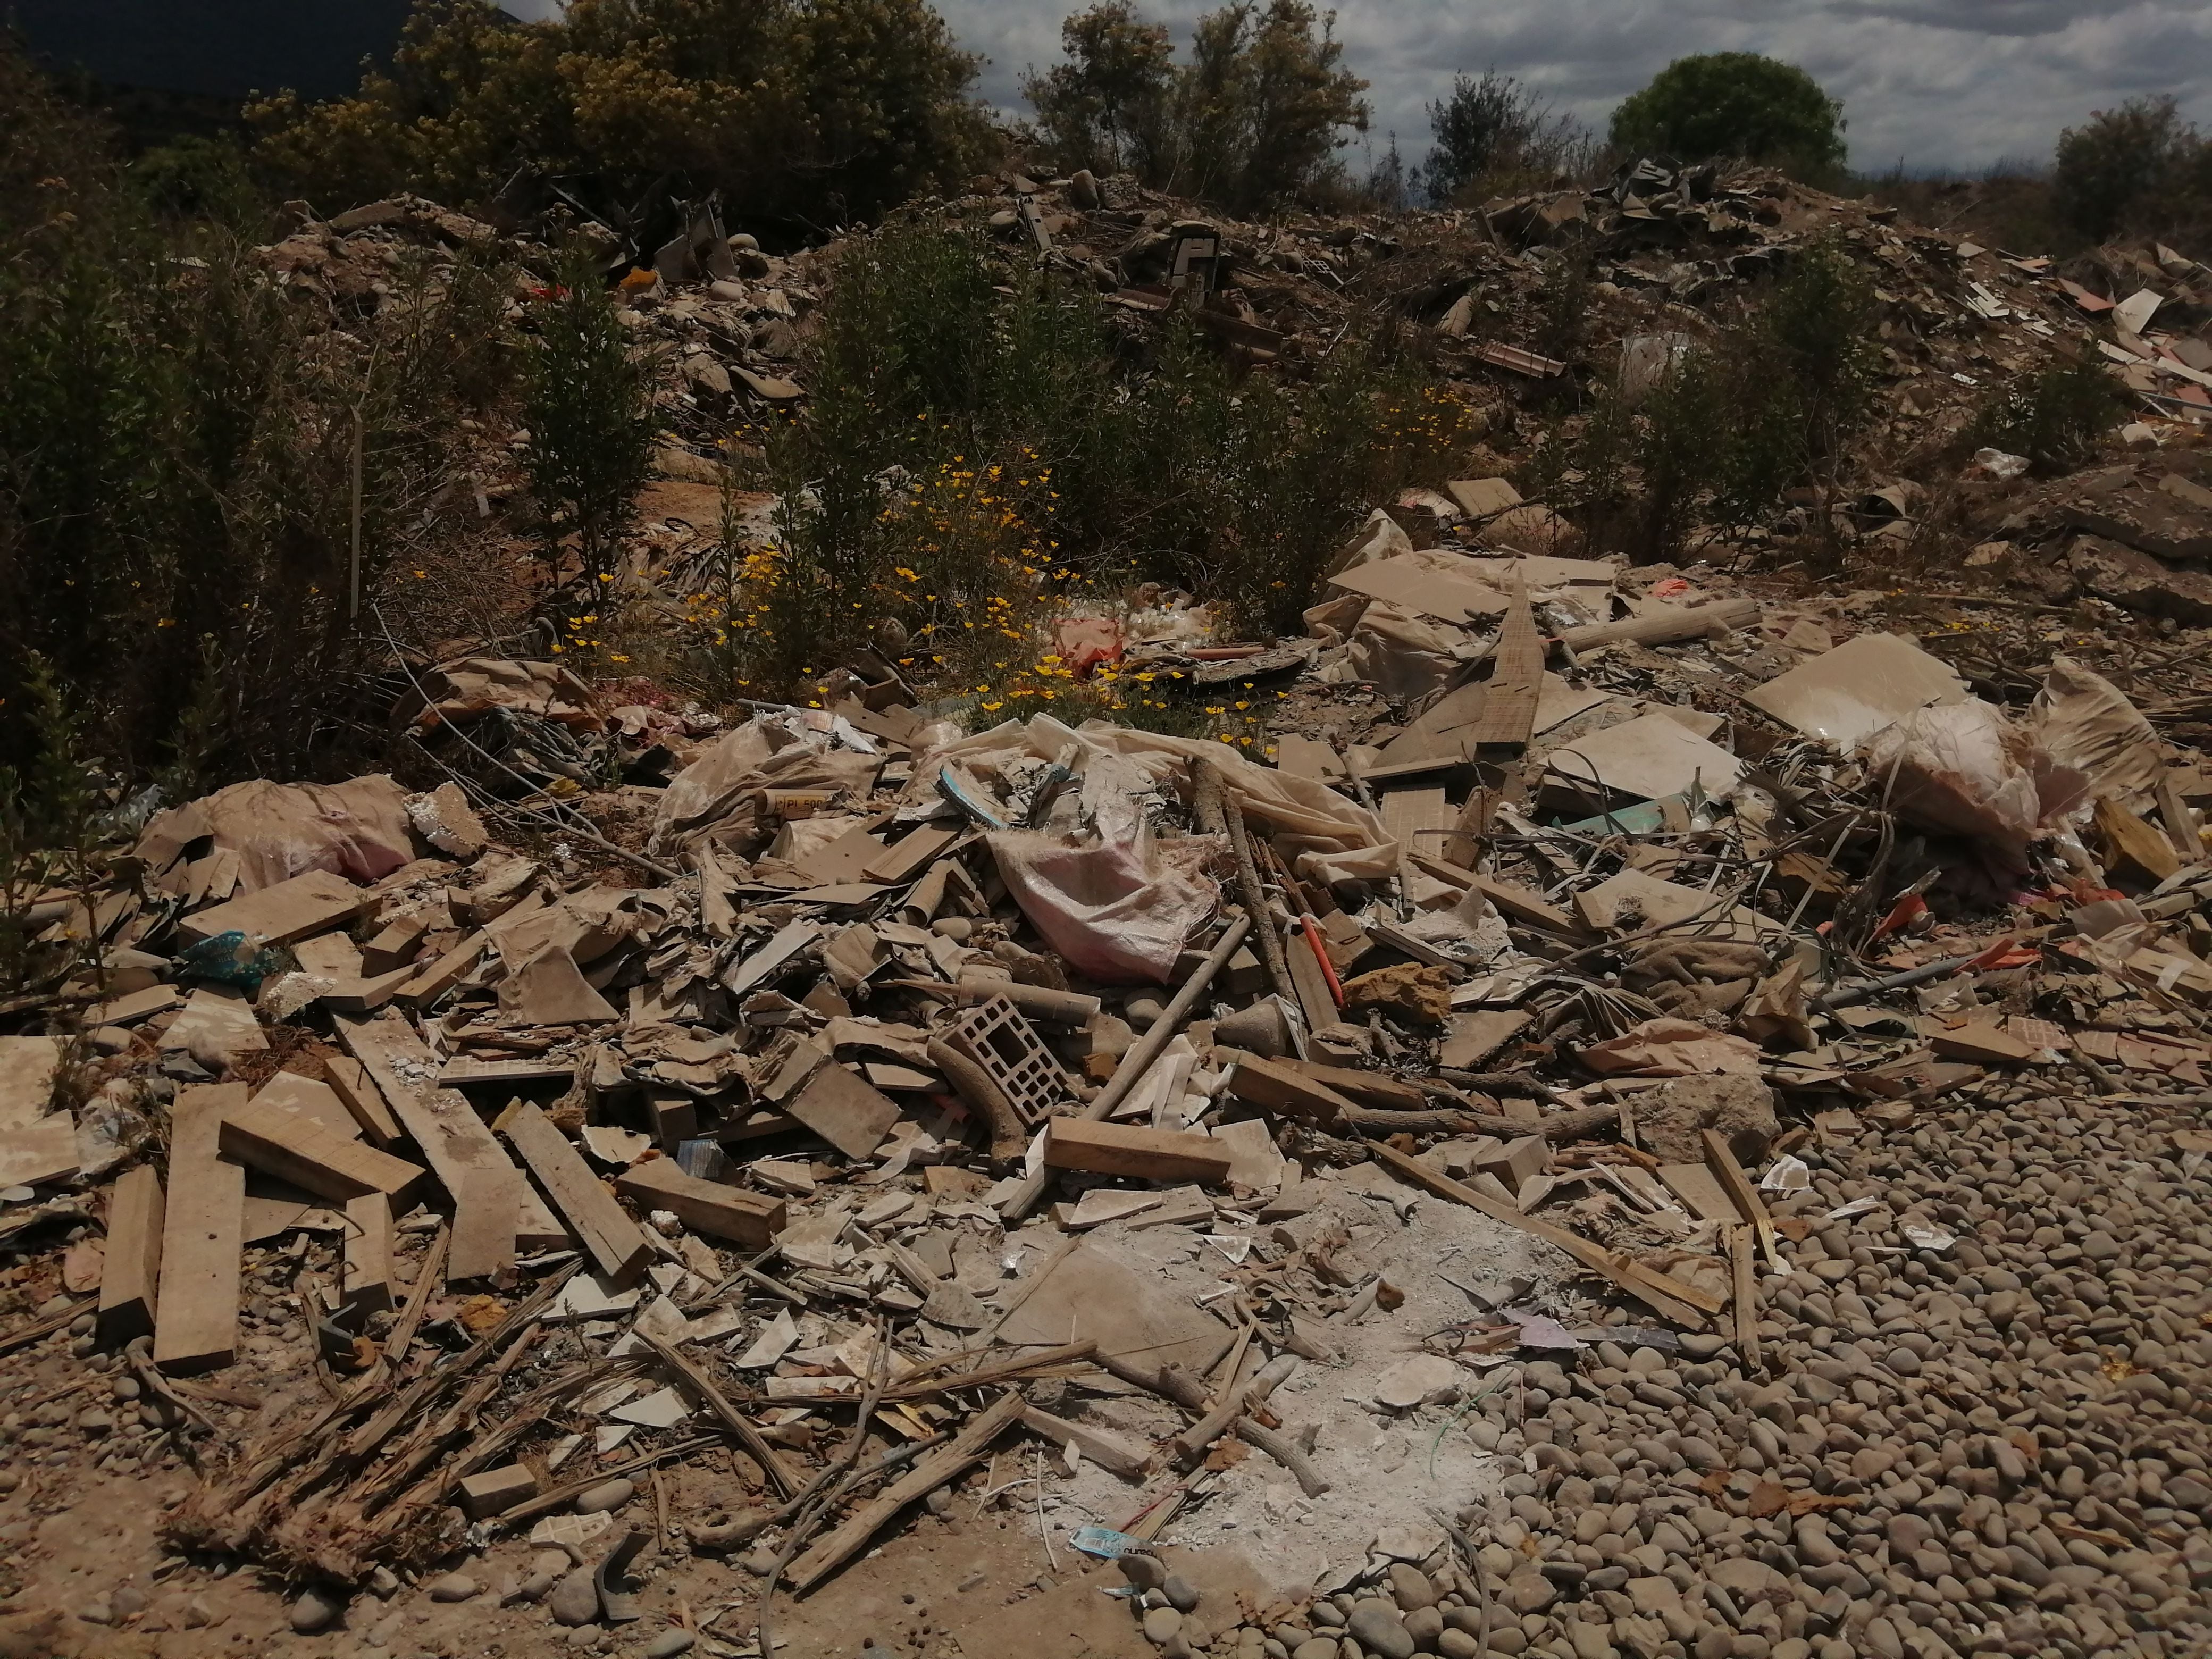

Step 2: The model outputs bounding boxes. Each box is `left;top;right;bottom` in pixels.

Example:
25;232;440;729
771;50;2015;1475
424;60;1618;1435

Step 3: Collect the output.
4;151;2212;1659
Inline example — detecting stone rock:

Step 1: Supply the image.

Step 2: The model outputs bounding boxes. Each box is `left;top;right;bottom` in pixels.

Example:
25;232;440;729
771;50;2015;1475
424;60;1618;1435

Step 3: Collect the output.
1439;1633;1482;1659
1164;1574;1202;1613
1376;1354;1463;1411
428;1573;478;1603
110;1587;146;1618
1388;1564;1438;1612
644;1632;698;1658
289;1590;339;1634
1293;1643;1340;1659
1346;1601;1417;1659
1341;965;1454;1026
1707;1559;1784;1600
575;1478;635;1515
1122;1554;1169;1593
1404;1606;1444;1649
1069;170;1101;209
1145;1606;1186;1645
1504;1568;1556;1614
1634;1074;1778;1165
549;1568;601;1627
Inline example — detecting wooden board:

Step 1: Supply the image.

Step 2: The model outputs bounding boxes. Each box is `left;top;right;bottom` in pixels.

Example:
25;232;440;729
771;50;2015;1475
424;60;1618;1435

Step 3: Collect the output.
1222;1053;1352;1127
1380;786;1453;857
450;1164;521;1281
97;1166;164;1347
175;869;366;947
218;1096;425;1204
334;1010;566;1275
323;1056;402;1146
1700;1129;1778;1270
860;825;960;885
1467;578;1544;750
153;1084;247;1373
784;1062;902;1161
615;1160;785;1249
343;1193;396;1317
1041;1118;1234;1184
1656;1162;1742;1224
495;1102;652;1284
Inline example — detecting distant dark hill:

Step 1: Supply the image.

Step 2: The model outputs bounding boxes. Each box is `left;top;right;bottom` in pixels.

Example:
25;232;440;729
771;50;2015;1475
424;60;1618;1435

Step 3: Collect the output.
5;0;415;100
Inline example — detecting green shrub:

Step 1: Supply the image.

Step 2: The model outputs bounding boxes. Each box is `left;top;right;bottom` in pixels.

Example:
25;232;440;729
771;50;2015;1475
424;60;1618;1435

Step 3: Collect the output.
1969;358;2130;476
0;41;514;787
741;222;1470;688
1610;53;1846;175
1025;0;1368;213
250;0;994;226
520;245;662;643
2052;95;2212;245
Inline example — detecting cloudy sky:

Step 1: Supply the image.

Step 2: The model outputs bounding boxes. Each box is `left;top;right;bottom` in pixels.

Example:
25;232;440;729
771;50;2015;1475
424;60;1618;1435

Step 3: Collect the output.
927;0;2212;175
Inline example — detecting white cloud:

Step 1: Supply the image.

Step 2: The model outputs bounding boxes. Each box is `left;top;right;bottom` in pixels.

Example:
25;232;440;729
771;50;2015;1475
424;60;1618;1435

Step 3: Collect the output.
934;0;2212;173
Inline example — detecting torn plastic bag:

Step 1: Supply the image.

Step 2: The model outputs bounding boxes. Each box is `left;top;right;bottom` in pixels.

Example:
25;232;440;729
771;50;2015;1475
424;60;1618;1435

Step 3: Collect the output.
1347;601;1465;701
136;774;417;893
1323;506;1413;579
986;734;1217;983
177;930;287;994
916;714;1399;889
650;712;881;854
1054;616;1126;677
1858;700;2088;873
2026;655;2162;811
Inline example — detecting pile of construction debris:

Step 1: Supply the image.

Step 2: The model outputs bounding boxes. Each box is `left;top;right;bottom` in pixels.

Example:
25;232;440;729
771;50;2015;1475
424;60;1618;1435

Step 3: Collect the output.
6;468;2212;1659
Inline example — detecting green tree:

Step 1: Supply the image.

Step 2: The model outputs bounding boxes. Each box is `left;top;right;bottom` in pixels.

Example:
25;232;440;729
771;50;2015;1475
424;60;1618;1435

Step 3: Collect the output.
1422;68;1591;204
2053;95;2210;243
250;0;993;225
1024;0;1366;211
1610;52;1845;173
1021;2;1176;180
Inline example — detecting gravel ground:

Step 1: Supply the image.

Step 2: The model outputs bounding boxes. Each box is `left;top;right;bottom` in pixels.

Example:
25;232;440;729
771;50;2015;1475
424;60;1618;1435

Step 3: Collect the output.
1126;1079;2212;1659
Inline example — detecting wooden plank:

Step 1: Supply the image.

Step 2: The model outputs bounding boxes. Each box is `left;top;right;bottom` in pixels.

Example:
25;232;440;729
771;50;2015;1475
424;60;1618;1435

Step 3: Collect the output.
860;825;960;885
1440;787;1497;869
1367;1140;1720;1324
97;1166;164;1347
1656;1162;1742;1224
438;1055;577;1088
218;1096;425;1204
785;1062;901;1161
175;869;366;947
1276;1059;1428;1110
1041;1118;1234;1184
394;930;489;1008
153;1084;247;1373
1221;1053;1352;1127
334;1010;566;1270
2157;772;2201;865
615;1159;785;1249
342;1193;396;1317
1700;1129;1779;1271
785;1390;1026;1591
1467;577;1544;750
1280;931;1343;1039
1380;786;1452;856
449;1164;520;1281
1017;1404;1150;1480
1729;1223;1762;1368
494;1101;652;1284
1558;597;1761;651
324;1056;402;1146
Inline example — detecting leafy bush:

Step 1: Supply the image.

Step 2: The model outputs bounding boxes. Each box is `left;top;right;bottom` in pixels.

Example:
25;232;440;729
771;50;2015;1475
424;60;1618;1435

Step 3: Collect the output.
250;0;994;226
0;41;512;787
742;222;1469;685
1549;240;1880;560
2052;95;2212;245
1025;0;1368;213
1969;358;2130;476
520;245;661;642
1422;69;1595;205
1610;53;1846;174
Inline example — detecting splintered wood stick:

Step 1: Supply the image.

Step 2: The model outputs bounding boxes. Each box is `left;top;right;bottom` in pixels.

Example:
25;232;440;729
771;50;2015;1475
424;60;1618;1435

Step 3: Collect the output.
1236;1417;1329;1496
